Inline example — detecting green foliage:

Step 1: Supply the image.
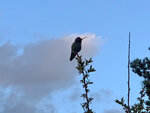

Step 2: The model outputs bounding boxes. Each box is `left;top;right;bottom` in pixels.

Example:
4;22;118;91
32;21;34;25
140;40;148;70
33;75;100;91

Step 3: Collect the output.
115;47;150;113
115;97;129;112
130;87;145;113
115;87;149;113
130;47;150;109
76;55;95;113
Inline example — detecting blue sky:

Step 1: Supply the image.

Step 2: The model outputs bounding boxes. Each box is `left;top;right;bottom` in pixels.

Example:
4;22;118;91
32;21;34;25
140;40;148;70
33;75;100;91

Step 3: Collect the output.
0;0;150;113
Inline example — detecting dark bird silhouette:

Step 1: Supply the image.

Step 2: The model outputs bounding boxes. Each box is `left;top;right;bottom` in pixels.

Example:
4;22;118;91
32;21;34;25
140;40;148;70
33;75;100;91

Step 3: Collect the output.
70;37;86;61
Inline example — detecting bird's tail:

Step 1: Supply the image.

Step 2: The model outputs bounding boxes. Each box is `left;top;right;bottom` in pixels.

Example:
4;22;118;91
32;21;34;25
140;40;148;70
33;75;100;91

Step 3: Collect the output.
70;52;77;61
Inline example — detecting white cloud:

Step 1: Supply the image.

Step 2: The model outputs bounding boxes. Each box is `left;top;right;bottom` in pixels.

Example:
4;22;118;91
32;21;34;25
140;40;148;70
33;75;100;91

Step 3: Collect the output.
0;33;101;113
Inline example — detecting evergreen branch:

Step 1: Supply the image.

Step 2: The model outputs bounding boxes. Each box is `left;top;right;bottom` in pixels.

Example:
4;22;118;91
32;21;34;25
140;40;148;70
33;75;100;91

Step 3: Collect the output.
76;55;95;113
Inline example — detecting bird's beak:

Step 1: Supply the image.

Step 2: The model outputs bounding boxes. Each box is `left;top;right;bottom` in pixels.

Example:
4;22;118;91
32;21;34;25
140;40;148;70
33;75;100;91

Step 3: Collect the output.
81;37;87;40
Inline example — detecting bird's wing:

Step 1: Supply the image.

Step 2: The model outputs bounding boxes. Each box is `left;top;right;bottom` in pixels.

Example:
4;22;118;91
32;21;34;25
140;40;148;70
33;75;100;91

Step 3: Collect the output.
70;51;76;61
71;42;81;53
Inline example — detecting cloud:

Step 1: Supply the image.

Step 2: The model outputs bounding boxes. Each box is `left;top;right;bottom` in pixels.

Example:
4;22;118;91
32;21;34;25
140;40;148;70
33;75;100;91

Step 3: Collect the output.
37;98;57;113
0;87;57;113
3;100;36;113
103;109;124;113
93;89;112;102
69;88;112;103
0;33;101;113
69;87;81;101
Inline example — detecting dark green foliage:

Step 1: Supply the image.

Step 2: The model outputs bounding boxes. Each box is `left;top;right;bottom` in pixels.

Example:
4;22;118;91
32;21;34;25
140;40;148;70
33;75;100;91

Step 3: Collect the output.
130;48;150;109
130;57;150;78
130;87;145;113
115;87;148;113
76;55;95;113
115;97;129;112
115;47;150;113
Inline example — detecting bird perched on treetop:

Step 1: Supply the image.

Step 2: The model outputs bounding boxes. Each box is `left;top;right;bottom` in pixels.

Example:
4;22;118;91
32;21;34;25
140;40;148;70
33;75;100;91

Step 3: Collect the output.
70;37;87;61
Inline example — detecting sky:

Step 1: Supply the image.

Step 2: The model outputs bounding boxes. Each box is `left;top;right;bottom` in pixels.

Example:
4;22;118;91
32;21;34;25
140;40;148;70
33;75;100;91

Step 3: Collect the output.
0;0;150;113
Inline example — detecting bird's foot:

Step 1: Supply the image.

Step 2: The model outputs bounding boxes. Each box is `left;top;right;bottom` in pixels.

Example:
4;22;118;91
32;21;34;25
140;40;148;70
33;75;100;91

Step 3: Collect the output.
77;53;79;57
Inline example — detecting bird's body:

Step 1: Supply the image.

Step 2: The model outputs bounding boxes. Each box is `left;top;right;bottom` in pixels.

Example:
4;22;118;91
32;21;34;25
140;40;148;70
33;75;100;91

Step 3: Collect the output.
70;37;85;61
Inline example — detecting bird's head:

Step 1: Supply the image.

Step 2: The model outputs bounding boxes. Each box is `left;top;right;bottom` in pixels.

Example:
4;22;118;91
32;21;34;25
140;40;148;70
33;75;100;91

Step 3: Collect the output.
75;37;87;43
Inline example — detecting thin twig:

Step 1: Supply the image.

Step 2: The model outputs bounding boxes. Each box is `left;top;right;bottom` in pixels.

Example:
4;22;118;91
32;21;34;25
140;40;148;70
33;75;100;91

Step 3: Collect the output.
128;32;131;113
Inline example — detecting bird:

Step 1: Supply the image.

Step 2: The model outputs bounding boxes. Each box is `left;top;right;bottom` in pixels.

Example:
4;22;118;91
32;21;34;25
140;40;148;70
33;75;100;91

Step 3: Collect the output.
70;37;87;61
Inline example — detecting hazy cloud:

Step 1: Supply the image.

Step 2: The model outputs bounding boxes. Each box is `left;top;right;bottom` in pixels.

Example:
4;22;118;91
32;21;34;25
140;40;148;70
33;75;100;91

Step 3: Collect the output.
69;87;81;101
69;88;112;104
0;33;101;113
103;109;124;113
93;89;112;101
